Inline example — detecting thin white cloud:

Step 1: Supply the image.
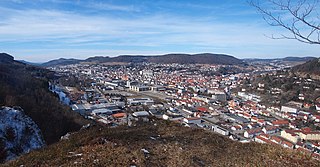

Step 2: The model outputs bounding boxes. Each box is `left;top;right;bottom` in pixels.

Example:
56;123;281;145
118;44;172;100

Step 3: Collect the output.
88;2;140;12
0;8;278;46
0;4;319;62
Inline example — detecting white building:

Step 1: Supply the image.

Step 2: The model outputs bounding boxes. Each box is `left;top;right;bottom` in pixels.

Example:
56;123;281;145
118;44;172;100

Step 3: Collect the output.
210;90;227;102
130;85;150;92
183;117;201;124
212;125;230;136
281;106;298;113
127;98;154;106
91;108;113;116
132;111;150;117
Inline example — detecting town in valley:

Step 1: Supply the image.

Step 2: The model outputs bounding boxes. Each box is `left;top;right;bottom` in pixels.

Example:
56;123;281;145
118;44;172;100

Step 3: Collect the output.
48;58;320;160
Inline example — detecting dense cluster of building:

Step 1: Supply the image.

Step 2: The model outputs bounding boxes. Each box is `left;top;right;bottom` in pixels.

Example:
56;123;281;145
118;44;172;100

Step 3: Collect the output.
49;62;320;159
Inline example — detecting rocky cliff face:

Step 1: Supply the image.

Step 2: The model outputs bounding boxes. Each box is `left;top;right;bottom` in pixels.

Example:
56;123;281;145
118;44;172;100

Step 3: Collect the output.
0;107;44;163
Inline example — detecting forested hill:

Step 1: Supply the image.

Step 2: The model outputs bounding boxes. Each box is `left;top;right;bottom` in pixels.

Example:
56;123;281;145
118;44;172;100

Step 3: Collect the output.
0;53;88;144
42;53;244;66
0;53;14;63
292;58;320;79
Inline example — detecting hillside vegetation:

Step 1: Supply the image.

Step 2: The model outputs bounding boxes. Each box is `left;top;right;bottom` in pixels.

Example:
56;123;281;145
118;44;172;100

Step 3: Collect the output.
292;58;320;79
0;53;88;144
42;53;244;66
3;120;318;167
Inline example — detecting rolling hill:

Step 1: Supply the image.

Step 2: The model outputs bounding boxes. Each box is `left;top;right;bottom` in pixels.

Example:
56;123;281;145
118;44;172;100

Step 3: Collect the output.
41;58;81;67
243;56;317;63
41;53;244;66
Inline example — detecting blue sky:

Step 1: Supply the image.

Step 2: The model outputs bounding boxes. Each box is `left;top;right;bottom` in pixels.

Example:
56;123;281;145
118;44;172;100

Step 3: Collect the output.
0;0;319;62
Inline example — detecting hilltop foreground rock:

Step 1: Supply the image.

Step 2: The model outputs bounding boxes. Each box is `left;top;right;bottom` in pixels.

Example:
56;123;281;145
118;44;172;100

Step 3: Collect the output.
0;107;44;163
2;120;318;167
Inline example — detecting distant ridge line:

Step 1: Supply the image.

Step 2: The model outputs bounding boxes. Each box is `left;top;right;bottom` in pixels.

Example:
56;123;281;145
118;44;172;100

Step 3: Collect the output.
41;53;245;66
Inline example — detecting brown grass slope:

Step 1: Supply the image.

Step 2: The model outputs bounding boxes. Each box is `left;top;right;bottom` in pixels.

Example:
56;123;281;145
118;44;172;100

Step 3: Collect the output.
292;58;320;79
2;120;318;167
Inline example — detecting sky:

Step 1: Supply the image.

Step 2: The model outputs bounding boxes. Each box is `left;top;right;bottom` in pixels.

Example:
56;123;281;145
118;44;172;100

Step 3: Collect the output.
0;0;319;62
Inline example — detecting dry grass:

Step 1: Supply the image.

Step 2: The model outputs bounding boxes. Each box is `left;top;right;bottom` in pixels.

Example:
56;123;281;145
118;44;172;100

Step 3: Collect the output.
2;120;319;167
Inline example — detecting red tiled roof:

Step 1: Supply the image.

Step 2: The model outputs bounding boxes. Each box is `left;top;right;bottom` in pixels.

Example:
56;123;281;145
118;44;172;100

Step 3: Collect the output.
272;119;289;125
259;134;270;139
270;136;282;143
196;107;208;112
301;127;312;132
112;112;126;118
255;135;271;143
264;126;279;131
246;128;262;134
282;140;294;148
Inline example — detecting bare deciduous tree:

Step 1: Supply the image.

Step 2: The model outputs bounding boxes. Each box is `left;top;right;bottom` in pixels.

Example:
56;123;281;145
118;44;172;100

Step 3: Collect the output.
250;0;320;44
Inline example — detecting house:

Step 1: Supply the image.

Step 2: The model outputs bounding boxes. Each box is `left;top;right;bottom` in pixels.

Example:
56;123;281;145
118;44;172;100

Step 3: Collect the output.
270;136;282;144
254;134;271;144
212;125;230;136
150;85;166;91
312;115;320;122
130;85;150;92
210;90;227;102
281;128;320;142
281;140;294;149
242;112;252;119
132;111;150;117
112;112;126;119
281;106;298;113
231;125;243;131
91;108;112;116
127;98;154;106
260;110;271;117
297;111;310;120
299;130;320;141
244;128;262;138
316;104;320;111
196;107;208;113
183;117;202;124
272;119;289;127
247;123;260;129
257;119;266;126
281;101;302;114
225;114;250;124
281;130;300;144
251;116;259;122
262;126;279;134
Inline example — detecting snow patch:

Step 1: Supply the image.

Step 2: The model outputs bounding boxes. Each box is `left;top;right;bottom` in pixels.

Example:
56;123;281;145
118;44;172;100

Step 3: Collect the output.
0;107;45;162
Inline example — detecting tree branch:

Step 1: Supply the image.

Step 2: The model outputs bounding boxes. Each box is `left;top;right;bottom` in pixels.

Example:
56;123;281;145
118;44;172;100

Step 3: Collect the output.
250;0;320;44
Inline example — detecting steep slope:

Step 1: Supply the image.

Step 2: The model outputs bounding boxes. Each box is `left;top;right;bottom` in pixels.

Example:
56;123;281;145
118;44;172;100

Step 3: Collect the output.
0;107;44;163
3;120;318;167
0;53;88;144
292;58;320;79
